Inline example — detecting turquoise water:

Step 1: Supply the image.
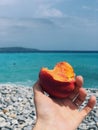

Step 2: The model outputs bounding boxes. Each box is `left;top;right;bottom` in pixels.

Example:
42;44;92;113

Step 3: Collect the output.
0;52;98;88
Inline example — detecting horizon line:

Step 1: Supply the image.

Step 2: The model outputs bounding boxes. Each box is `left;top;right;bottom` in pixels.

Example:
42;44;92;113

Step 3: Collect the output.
0;47;98;52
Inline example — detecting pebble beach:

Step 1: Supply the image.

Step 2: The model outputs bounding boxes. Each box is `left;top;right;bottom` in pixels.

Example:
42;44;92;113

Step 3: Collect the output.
0;85;98;130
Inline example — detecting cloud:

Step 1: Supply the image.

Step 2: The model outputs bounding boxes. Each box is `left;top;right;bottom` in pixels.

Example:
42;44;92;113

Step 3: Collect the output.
0;16;97;50
0;0;97;50
0;16;97;42
0;17;56;40
33;0;64;18
35;7;63;18
0;15;97;35
0;0;64;18
82;5;98;12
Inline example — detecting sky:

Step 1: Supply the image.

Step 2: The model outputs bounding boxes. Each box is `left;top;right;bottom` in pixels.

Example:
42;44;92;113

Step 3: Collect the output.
0;0;98;50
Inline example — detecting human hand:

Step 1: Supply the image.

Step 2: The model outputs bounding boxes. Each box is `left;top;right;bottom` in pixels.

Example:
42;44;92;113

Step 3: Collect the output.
33;76;96;130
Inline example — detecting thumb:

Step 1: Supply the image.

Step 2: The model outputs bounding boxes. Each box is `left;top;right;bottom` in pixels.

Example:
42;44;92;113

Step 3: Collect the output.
33;81;44;97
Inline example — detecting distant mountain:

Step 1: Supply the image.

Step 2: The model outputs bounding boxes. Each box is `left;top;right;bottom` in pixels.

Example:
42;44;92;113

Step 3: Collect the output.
0;47;40;53
0;47;97;53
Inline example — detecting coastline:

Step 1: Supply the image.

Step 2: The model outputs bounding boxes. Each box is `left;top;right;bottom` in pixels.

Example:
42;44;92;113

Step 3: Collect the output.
0;47;98;53
0;85;98;130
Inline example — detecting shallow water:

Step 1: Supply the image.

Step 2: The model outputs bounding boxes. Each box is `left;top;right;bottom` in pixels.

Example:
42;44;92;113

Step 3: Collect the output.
0;52;97;88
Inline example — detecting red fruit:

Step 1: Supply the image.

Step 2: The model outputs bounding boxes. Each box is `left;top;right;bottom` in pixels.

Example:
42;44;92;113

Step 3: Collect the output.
39;62;75;98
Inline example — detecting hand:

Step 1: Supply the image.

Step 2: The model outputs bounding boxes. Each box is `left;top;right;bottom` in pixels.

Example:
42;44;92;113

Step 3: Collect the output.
33;76;96;130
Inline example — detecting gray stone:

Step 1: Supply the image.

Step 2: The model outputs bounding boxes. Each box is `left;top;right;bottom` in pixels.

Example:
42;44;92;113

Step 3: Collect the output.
88;125;98;130
11;119;18;125
78;123;89;130
22;125;32;130
1;127;12;130
0;116;6;123
0;85;97;130
18;119;25;125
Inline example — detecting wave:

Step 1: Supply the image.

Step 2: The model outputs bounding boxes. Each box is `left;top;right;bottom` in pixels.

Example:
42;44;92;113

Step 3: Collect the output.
0;80;36;88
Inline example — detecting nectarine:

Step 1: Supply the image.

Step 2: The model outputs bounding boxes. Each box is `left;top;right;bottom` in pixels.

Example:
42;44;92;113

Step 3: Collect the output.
39;62;75;98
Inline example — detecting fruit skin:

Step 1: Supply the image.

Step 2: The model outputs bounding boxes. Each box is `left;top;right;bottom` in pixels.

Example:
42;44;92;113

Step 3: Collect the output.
39;62;75;98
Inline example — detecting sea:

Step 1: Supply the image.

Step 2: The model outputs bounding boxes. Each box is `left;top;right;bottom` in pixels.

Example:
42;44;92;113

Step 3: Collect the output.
0;52;98;89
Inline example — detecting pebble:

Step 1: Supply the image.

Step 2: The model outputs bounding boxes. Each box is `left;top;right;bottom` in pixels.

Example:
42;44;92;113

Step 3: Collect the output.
78;88;98;130
0;85;98;130
0;85;36;130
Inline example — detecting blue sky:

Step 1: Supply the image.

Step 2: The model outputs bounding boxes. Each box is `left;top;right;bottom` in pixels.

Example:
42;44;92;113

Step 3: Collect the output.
0;0;98;50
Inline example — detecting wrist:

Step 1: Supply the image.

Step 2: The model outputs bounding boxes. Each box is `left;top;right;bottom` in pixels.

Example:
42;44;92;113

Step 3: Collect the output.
33;119;58;130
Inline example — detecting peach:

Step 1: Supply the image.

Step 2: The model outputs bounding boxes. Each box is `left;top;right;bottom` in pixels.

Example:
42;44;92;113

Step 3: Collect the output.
39;62;75;98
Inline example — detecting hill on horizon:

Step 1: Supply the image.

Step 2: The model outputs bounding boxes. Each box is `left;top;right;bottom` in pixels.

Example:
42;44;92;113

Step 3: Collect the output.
0;47;40;53
0;47;97;53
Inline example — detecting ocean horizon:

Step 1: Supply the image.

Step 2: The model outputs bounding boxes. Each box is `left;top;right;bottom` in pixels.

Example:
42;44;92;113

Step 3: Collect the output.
0;51;98;89
0;47;98;53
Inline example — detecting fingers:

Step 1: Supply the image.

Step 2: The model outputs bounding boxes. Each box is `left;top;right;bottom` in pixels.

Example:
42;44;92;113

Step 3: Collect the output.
69;76;83;101
73;88;87;107
76;76;84;88
81;96;96;115
78;96;96;123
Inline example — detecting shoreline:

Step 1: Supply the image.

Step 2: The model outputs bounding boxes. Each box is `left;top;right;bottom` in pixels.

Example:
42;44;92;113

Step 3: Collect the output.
0;85;98;130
